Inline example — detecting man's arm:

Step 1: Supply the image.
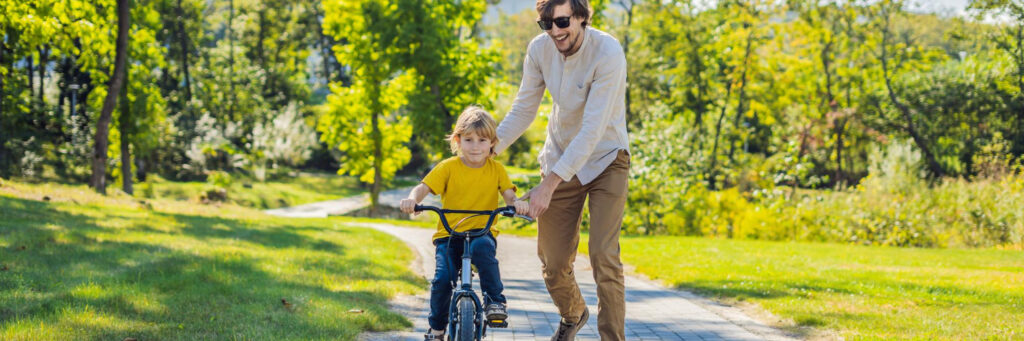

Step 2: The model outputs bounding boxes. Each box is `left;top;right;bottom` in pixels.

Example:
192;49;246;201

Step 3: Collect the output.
495;45;547;155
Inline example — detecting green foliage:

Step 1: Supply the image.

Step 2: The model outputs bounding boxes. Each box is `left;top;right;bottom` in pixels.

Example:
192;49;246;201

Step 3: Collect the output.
387;0;501;159
206;170;232;189
319;74;415;185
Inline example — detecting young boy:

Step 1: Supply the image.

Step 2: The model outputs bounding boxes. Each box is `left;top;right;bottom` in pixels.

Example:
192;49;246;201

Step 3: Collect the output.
399;106;530;340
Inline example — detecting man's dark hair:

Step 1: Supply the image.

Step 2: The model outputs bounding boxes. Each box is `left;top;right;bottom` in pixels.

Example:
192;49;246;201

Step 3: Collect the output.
536;0;592;27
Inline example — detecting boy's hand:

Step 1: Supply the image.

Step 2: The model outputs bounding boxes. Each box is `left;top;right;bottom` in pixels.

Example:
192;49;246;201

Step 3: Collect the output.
399;198;418;215
513;199;530;217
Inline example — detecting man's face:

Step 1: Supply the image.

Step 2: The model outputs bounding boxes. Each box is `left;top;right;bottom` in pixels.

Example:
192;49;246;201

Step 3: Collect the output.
542;2;584;55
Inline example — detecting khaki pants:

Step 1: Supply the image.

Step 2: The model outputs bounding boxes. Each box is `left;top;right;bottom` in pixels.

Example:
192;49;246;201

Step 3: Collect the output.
538;150;628;341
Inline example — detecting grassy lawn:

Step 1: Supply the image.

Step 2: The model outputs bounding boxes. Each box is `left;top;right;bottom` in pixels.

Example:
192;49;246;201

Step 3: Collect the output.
586;236;1023;340
0;180;425;340
143;173;370;209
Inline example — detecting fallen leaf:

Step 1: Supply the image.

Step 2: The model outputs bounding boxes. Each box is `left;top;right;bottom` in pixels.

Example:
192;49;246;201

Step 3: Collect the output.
123;338;137;341
281;298;295;312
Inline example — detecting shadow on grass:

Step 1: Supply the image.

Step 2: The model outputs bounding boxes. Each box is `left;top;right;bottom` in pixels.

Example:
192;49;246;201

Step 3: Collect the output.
0;196;423;339
153;210;350;251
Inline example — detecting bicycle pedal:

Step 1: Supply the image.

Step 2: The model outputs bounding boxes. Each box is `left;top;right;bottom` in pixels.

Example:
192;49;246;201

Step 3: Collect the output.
486;319;509;328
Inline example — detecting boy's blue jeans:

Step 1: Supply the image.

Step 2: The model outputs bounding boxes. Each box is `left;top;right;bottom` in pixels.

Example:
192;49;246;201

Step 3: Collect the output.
428;233;506;331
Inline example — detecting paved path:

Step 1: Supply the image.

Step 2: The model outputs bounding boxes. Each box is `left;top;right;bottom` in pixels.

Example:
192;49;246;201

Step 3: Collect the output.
266;190;798;341
264;187;439;218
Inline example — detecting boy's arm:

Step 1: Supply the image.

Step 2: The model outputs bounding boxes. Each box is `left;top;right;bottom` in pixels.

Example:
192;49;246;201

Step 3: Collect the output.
399;183;433;214
503;188;531;216
501;188;518;206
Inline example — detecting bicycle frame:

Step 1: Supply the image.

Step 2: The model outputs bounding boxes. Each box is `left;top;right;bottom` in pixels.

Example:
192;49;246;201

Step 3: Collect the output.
414;205;531;341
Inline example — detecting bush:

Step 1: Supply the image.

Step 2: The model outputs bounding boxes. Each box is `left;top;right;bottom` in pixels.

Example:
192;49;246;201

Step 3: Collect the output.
624;138;1024;248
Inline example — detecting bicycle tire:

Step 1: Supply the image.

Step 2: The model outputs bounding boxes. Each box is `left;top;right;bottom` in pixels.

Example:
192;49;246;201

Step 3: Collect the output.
454;297;476;341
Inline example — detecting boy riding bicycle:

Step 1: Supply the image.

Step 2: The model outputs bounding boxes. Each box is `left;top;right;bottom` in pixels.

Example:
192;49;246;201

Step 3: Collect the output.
400;106;530;340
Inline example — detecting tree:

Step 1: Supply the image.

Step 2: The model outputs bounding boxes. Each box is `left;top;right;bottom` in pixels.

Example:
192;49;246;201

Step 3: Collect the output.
390;0;500;157
90;0;131;194
320;0;415;214
970;0;1024;157
870;0;947;177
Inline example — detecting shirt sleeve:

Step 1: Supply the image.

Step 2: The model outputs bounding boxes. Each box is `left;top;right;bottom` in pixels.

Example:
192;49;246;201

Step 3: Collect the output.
495;39;547;155
550;47;627;182
422;160;450;196
496;164;517;194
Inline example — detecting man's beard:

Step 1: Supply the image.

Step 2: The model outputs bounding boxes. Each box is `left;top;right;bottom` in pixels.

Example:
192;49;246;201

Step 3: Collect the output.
558;34;578;53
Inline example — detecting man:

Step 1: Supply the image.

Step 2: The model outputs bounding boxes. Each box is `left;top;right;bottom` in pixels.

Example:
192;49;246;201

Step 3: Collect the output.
493;0;629;340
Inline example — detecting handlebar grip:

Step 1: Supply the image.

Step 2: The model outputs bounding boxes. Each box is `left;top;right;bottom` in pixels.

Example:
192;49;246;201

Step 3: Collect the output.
515;214;535;223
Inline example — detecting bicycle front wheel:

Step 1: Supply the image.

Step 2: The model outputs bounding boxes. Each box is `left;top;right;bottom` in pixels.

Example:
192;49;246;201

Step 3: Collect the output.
453;297;477;341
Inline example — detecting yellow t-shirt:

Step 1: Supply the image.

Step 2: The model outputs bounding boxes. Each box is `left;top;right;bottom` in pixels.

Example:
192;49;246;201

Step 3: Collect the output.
422;157;517;240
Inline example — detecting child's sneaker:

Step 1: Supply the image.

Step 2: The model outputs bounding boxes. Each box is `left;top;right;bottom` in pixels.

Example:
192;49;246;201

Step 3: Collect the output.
423;329;445;340
485;302;508;321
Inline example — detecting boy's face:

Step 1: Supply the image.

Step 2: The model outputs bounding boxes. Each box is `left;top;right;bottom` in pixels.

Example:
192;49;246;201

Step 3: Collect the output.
458;131;494;165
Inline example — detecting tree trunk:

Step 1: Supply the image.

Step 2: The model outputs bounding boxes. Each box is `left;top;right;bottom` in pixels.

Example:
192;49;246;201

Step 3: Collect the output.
430;83;452;125
707;80;734;190
38;46;48;104
728;27;754;164
884;79;942;177
91;0;131;194
879;13;943;178
621;1;634;125
27;56;34;100
370;109;382;216
0;35;5;113
689;30;707;133
228;0;235;120
791;123;811;198
136;156;147;182
1016;23;1023;152
310;4;333;83
820;33;843;185
177;0;192;102
120;68;133;194
835;118;846;186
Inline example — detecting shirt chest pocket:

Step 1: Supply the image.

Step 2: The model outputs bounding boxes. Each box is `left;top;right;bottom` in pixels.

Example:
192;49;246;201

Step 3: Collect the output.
560;74;593;114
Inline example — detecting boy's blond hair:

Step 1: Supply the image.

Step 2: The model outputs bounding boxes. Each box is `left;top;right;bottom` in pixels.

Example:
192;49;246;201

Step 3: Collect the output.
447;106;499;155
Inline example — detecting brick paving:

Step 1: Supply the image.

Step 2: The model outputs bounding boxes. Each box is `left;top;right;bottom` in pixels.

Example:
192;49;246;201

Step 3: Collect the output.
353;223;797;341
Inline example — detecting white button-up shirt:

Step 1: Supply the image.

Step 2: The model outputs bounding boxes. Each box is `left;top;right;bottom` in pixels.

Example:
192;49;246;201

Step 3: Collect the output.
495;27;630;185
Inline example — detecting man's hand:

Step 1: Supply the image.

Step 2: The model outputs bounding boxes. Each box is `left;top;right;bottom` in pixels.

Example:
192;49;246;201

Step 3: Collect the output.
526;175;562;218
399;198;418;215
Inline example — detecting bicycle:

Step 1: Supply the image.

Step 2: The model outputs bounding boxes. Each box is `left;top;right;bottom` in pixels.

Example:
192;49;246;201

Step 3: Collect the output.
414;205;533;341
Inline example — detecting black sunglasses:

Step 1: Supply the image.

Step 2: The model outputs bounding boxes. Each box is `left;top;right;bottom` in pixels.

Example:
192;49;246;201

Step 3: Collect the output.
537;16;572;30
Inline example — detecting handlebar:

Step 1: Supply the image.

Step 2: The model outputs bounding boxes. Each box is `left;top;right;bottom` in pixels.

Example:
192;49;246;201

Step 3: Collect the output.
414;205;534;238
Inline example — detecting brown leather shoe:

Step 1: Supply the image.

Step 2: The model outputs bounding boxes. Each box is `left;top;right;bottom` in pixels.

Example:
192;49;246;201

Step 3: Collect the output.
550;307;589;341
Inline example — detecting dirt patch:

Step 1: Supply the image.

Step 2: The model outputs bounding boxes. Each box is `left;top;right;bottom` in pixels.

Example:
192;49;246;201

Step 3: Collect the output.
341;205;412;220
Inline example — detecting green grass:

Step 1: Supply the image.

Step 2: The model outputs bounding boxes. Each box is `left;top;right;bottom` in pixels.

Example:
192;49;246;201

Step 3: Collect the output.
144;172;367;209
0;180;425;340
589;235;1024;340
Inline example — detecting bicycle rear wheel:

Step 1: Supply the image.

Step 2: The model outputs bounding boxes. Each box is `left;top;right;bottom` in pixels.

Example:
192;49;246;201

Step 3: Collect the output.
453;297;477;341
